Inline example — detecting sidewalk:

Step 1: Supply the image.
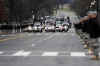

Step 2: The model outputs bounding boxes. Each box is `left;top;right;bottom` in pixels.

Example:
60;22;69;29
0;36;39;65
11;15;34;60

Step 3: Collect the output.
0;31;25;41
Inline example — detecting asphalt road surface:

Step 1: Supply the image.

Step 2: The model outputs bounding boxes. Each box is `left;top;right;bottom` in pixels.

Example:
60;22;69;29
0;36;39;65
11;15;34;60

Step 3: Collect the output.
0;11;100;66
0;28;100;66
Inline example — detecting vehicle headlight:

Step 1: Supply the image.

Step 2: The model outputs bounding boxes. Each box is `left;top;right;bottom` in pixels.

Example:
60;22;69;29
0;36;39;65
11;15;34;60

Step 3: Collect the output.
51;26;54;29
33;27;37;29
48;27;51;29
38;26;42;29
28;27;32;30
64;26;67;29
45;27;48;29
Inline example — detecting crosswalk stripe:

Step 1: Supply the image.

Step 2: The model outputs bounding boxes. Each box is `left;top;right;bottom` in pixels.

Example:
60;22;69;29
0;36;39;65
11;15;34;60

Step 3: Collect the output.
0;51;99;57
99;53;100;56
0;51;4;54
12;50;31;56
12;50;24;56
70;52;86;57
42;52;59;56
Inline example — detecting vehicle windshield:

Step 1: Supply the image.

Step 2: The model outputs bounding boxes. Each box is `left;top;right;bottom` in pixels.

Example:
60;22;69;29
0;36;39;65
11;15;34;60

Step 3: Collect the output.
34;22;41;26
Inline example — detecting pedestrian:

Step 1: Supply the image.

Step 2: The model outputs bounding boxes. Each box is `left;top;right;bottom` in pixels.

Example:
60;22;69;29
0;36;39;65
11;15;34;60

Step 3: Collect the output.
79;11;100;60
67;16;72;28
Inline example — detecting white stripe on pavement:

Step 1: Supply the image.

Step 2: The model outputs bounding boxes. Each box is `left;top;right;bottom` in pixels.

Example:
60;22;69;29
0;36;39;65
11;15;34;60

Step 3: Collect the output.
12;50;32;56
0;51;100;57
70;52;86;57
32;44;35;47
12;50;24;56
0;51;4;54
42;52;59;56
38;34;56;42
99;53;100;56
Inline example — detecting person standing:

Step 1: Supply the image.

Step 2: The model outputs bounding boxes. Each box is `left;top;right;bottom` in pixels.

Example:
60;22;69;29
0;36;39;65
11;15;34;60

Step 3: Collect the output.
80;11;100;60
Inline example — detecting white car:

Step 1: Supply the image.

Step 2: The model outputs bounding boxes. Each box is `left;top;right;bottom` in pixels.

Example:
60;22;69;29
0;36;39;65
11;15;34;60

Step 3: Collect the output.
33;25;43;32
56;24;64;32
33;22;43;32
56;24;69;32
23;26;33;32
45;25;55;32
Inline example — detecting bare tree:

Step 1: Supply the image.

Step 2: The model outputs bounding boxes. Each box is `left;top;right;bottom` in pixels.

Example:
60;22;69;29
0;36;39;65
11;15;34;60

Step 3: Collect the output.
71;0;97;16
4;0;57;23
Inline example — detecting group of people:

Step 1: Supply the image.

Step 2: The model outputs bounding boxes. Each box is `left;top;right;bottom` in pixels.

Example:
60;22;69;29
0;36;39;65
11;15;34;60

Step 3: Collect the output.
74;11;100;60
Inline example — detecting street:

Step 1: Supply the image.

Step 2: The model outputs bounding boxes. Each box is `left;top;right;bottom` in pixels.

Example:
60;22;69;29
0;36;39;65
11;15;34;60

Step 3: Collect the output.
0;0;99;66
0;9;100;66
0;28;100;66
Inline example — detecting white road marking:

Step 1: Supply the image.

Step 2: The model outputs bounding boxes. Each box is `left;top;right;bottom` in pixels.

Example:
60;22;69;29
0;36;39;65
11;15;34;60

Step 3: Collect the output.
38;34;56;42
42;52;59;56
0;51;99;57
70;52;86;57
12;50;23;56
99;53;100;56
0;51;4;54
0;35;8;37
12;50;31;56
46;33;56;40
32;44;35;47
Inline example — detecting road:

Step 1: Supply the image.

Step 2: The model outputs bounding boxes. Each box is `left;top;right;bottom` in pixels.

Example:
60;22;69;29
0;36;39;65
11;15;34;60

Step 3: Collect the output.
0;28;100;66
0;11;100;66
